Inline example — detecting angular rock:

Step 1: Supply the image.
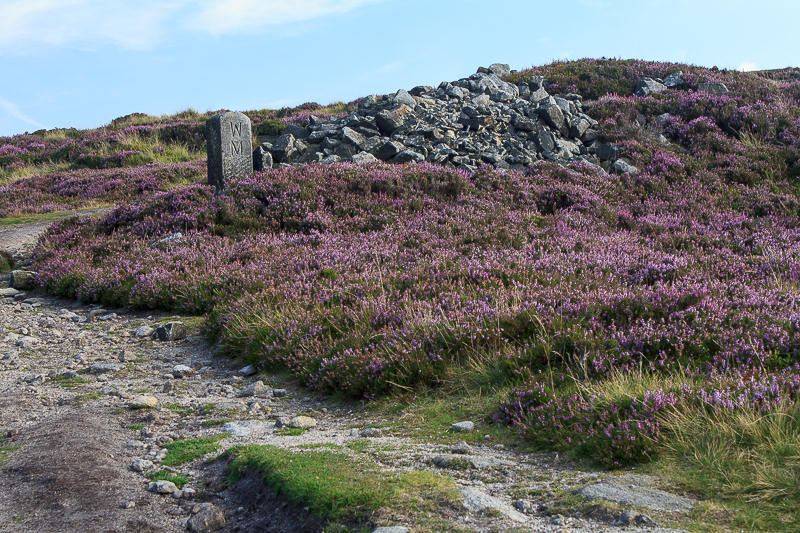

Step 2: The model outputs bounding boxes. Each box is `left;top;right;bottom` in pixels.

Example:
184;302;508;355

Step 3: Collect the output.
271;133;296;164
187;505;226;532
634;77;667;96
391;150;425;164
253;146;273;171
129;395;159;409
89;362;122;374
698;81;729;95
375;140;405;161
172;364;194;378
612;158;640;175
286;415;317;429
0;287;20;297
10;270;36;290
238;380;269;397
153;322;187;342
460;487;526;522
577;477;694;512
352;151;378;164
451;421;474;432
130;458;154;472
488;63;511;77
393;89;417;108
148;480;178;494
221;420;269;437
375;110;404;135
663;71;686;88
341;126;367;150
135;325;154;338
538;104;565;131
238;364;257;376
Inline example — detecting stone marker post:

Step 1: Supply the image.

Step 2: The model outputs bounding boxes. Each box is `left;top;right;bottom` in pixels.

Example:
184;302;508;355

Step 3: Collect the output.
206;111;253;191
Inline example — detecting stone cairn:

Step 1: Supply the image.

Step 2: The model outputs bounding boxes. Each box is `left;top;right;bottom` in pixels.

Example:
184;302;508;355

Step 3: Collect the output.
207;64;659;190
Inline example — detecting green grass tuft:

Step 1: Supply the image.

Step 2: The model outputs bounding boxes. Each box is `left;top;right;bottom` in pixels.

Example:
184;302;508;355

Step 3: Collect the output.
226;444;460;526
147;469;190;488
161;434;227;466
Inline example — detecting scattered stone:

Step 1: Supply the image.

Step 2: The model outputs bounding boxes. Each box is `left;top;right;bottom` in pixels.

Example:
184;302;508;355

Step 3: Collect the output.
129;395;159;409
153;321;187;342
451;421;474;433
121;501;136;509
130;458;154;472
460;487;527;522
238;364;257;376
148;480;179;495
134;325;154;338
238;380;268;397
89;362;122;374
576;476;695;512
512;499;533;513
10;270;36;290
186;504;226;532
272;388;287;398
451;441;471;454
221;420;269;437
634;77;667;96
252;146;273;171
206;111;253;191
697;81;729;95
359;427;382;437
286;415;317;429
150;233;183;249
663;72;686;88
172;364;194;378
372;527;409;533
612;158;640;175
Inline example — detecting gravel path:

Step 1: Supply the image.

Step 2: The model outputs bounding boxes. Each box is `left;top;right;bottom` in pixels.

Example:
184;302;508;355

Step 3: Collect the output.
0;221;697;532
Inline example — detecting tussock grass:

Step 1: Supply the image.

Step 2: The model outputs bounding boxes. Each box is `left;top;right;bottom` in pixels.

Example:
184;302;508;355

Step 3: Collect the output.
654;401;800;531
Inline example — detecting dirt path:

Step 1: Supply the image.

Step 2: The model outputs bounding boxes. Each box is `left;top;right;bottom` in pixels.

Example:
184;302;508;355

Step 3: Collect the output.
0;221;697;532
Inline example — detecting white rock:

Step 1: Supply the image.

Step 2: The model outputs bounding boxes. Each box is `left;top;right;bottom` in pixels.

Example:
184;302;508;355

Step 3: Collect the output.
148;480;179;494
135;325;154;338
172;364;194;378
130;458;154;472
451;421;474;432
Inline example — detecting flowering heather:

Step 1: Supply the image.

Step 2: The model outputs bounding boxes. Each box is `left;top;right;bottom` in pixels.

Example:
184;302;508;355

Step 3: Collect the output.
0;161;205;217
22;60;800;469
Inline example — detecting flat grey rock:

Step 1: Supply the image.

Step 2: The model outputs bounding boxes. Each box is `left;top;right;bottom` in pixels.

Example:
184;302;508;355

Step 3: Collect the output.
460;487;527;522
577;476;695;512
221;420;269;437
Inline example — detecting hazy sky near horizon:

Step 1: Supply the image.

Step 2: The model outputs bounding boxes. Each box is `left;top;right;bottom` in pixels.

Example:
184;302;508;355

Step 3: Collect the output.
1;0;798;137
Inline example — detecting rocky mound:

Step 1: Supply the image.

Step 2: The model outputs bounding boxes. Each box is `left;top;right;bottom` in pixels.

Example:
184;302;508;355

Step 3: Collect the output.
254;63;608;174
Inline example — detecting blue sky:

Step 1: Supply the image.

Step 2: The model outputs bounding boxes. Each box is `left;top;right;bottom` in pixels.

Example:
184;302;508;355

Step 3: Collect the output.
1;0;798;137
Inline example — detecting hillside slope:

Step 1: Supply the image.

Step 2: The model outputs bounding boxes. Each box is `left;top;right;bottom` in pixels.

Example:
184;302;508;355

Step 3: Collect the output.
3;59;800;531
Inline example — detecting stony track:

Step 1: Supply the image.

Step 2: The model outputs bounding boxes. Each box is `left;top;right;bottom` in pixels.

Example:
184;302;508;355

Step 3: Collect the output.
0;221;697;533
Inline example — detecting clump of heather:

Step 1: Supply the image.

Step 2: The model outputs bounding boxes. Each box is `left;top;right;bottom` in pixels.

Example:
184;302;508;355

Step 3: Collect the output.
0;161;205;217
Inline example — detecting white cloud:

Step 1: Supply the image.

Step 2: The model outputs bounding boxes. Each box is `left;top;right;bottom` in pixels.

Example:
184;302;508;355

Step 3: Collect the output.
186;0;380;35
0;95;45;129
737;61;758;72
0;0;380;53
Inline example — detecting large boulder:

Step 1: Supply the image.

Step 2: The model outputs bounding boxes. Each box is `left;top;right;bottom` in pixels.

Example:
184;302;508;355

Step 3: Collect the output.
634;77;667;96
697;81;729;95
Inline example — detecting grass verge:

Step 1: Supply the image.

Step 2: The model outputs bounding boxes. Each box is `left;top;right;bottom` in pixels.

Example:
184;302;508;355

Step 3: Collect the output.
226;444;461;530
